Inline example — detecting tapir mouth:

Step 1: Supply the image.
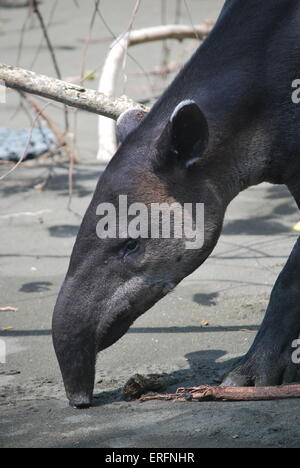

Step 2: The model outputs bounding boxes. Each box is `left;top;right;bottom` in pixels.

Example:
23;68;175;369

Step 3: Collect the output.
69;395;92;410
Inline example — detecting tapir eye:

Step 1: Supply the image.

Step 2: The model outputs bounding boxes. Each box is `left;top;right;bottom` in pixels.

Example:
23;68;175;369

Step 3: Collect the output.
122;239;140;258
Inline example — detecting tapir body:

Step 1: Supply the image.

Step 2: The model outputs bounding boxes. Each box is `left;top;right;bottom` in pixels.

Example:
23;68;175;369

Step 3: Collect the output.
53;0;300;408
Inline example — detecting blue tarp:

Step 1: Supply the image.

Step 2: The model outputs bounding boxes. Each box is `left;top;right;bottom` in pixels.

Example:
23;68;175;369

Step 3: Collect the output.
0;128;56;161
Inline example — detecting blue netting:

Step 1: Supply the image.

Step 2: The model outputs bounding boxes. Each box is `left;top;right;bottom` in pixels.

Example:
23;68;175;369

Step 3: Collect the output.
0;127;56;161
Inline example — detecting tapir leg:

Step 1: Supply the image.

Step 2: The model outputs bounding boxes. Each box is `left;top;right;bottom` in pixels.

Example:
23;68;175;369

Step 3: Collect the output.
222;236;300;387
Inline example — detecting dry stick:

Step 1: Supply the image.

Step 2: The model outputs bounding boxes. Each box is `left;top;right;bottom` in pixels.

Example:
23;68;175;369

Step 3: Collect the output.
80;0;101;83
121;0;142;92
16;2;32;66
21;92;79;163
140;385;300;403
30;0;59;70
183;0;201;41
130;63;181;76
94;1;153;90
30;0;70;134
66;0;101;209
0;153;58;168
97;22;214;161
160;0;171;82
130;41;197;78
17;93;35;126
0;63;145;119
11;5;34;125
28;0;58;75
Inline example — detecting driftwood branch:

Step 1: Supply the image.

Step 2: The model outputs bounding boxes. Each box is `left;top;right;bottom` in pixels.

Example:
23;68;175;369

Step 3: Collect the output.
140;384;300;403
0;63;145;120
97;22;214;162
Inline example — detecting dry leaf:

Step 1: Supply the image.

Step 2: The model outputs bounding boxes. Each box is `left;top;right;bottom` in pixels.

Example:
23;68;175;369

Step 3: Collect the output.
0;307;18;312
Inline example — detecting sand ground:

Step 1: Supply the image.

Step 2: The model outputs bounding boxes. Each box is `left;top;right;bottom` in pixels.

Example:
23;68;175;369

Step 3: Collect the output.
1;0;300;449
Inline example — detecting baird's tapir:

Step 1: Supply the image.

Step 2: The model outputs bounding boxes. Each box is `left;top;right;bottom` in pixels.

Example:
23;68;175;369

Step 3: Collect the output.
53;0;300;408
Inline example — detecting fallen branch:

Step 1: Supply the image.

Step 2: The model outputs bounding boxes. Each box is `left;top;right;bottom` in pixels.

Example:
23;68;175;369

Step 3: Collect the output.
97;22;214;161
140;384;300;402
0;63;145;120
0;307;18;312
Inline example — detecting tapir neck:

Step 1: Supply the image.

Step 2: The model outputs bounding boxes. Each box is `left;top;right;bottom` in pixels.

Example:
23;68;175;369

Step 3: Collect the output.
140;0;300;201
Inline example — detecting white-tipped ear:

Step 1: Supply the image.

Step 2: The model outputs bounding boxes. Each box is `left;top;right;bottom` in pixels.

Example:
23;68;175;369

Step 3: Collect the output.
170;99;196;123
170;100;209;167
116;108;148;144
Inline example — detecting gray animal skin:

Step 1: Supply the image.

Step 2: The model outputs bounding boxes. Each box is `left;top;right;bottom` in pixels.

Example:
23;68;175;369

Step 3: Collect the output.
52;0;300;408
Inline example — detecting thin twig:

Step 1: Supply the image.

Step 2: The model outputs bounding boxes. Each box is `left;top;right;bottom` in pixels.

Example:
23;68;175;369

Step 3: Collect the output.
16;2;32;66
66;0;101;208
20;92;79;163
121;0;142;93
183;0;201;40
30;0;69;132
160;0;171;81
30;0;59;70
0;101;51;181
94;0;153;92
80;0;101;82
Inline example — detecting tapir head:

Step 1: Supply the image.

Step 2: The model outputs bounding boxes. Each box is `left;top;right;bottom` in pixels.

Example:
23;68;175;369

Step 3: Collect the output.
52;100;225;408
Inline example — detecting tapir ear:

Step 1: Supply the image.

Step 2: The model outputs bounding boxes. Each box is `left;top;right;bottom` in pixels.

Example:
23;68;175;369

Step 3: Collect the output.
116;108;148;144
157;100;209;170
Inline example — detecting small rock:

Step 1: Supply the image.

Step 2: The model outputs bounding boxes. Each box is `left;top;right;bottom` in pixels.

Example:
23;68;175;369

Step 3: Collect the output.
201;320;210;327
